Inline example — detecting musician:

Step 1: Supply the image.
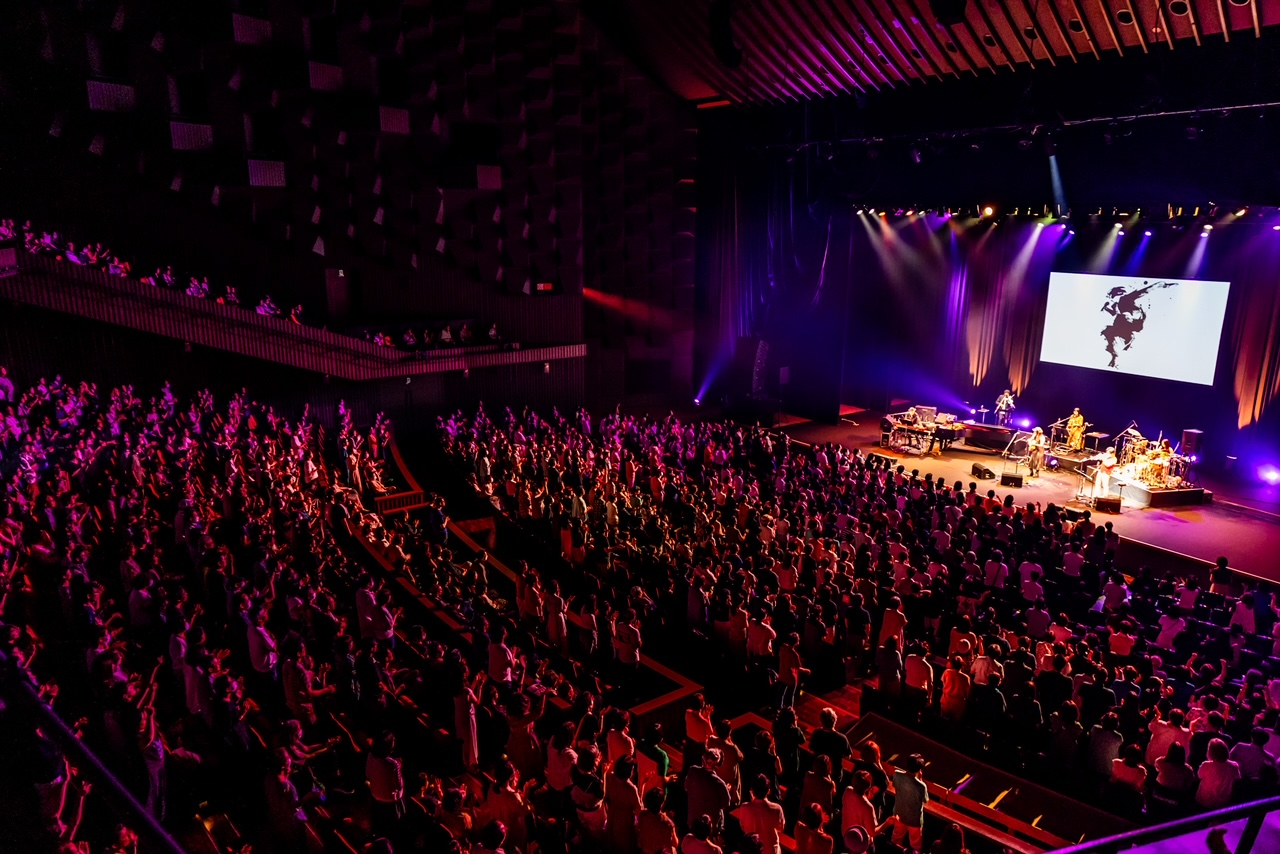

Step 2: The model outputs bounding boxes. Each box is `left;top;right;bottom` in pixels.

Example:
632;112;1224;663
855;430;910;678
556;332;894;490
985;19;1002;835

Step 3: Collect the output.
995;390;1015;427
1066;408;1086;451
1028;427;1048;478
899;407;920;426
1095;446;1118;498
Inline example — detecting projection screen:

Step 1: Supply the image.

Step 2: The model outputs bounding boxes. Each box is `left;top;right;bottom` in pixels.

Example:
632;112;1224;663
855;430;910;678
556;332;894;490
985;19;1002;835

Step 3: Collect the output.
1039;272;1230;386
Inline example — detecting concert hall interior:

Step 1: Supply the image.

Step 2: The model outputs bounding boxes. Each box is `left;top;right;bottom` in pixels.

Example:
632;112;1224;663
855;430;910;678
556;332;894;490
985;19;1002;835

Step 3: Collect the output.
9;3;1280;854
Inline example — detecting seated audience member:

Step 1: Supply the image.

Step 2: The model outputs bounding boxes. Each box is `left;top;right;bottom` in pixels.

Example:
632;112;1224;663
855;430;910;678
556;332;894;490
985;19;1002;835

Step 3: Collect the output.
1196;739;1242;809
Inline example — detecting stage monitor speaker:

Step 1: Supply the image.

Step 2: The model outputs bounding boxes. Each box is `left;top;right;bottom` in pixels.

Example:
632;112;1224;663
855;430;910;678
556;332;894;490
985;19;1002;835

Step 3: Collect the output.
1094;496;1122;514
1062;502;1089;521
972;463;995;480
1000;472;1023;488
1181;429;1203;456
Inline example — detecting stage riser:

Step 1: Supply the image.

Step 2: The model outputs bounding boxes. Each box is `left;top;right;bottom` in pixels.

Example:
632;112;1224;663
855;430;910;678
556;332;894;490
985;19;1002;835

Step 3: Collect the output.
1109;481;1206;508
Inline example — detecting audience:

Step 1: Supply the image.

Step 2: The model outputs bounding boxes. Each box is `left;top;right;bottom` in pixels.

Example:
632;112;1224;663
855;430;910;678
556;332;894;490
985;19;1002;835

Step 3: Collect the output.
3;218;502;353
2;375;1279;854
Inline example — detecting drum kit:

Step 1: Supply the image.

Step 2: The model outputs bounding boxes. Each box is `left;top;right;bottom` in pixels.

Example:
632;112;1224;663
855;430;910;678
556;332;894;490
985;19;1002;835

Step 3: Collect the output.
1114;424;1193;489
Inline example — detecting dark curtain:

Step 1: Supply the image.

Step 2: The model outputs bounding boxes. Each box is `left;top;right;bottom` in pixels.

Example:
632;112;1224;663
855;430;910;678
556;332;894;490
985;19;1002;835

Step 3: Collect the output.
697;147;852;420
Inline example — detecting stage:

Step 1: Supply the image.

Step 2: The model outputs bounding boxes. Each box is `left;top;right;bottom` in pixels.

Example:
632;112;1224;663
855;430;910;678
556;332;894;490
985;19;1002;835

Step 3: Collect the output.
781;415;1280;583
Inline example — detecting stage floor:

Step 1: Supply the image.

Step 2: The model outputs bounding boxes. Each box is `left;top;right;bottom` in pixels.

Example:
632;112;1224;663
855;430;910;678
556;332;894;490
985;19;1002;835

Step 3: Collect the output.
782;417;1280;583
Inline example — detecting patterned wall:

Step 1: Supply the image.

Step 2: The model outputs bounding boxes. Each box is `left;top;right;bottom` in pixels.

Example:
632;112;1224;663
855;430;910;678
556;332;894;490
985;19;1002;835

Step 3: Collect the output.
0;0;694;405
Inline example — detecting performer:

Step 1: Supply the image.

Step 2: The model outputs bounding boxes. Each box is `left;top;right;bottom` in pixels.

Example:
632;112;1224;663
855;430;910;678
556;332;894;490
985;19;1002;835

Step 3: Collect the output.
1094;446;1118;498
1066;408;1086;451
899;407;919;426
995;390;1015;427
1028;427;1048;478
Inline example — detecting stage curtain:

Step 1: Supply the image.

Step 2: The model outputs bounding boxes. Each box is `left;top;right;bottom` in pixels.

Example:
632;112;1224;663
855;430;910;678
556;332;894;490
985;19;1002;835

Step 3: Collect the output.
1230;237;1280;429
958;223;1055;395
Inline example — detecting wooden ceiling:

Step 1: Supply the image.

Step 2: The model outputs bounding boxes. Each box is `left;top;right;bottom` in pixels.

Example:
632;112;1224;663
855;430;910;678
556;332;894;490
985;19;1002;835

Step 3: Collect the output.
622;0;1280;103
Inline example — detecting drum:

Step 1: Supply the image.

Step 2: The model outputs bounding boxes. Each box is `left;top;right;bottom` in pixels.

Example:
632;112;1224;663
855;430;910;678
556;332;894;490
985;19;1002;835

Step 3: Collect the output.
1140;459;1169;488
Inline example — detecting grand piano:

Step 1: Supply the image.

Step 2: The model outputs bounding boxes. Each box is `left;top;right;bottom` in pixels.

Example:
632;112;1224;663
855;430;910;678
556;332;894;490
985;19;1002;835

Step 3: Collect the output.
885;406;963;455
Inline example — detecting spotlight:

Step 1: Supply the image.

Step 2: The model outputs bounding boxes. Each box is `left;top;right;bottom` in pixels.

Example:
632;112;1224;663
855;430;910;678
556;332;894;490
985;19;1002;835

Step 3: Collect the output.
1144;230;1152;236
1200;232;1209;238
1203;224;1213;230
1236;208;1247;217
1036;222;1044;228
1272;225;1280;231
1261;465;1280;486
1190;455;1198;463
983;206;994;217
970;408;976;415
906;209;915;216
693;397;702;406
1068;229;1076;235
1019;418;1031;428
1118;229;1125;235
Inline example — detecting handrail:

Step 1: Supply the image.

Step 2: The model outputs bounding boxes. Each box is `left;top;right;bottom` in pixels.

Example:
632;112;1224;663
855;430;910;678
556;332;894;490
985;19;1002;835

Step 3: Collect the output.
0;650;188;854
1049;795;1280;853
2;253;588;381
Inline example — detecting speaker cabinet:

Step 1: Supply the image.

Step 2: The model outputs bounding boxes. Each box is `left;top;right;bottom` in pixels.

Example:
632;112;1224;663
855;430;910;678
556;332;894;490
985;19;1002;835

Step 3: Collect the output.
1000;472;1023;488
1094;496;1122;514
972;463;995;480
1181;429;1202;456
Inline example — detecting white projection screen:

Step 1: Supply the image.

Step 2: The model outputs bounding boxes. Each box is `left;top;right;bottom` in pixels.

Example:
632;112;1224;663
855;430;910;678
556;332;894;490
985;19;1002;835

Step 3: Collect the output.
1039;272;1231;385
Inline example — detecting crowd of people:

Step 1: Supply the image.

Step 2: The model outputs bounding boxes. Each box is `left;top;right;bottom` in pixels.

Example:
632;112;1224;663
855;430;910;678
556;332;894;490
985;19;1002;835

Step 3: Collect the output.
0;218;514;356
0;370;467;854
437;403;1280;848
365;320;504;352
2;359;1278;854
2;218;308;325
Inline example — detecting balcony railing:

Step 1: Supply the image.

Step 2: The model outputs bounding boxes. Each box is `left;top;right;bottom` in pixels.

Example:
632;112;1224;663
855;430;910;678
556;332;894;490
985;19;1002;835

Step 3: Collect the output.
0;251;585;380
1050;795;1280;854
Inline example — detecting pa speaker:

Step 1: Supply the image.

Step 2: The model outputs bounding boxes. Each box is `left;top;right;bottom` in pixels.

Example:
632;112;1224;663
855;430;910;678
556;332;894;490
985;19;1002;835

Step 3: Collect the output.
709;0;744;68
1000;472;1023;488
1181;429;1202;456
751;340;769;397
972;463;995;480
1094;496;1122;514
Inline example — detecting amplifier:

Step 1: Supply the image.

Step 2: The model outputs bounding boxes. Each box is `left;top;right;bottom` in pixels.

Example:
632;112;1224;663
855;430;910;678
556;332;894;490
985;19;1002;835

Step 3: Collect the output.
972;462;995;480
1000;472;1023;488
1094;496;1122;514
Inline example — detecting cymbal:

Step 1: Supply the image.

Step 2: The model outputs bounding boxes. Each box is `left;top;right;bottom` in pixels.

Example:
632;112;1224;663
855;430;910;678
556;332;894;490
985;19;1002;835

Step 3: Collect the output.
976;407;990;412
1085;431;1109;438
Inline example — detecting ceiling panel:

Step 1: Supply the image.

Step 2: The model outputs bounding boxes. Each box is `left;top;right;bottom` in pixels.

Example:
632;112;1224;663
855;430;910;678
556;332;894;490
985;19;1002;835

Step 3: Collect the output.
622;0;1280;103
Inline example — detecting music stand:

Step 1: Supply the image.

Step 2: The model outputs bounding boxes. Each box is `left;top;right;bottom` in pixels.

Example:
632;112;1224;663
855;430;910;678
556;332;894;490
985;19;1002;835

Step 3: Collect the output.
1001;430;1032;475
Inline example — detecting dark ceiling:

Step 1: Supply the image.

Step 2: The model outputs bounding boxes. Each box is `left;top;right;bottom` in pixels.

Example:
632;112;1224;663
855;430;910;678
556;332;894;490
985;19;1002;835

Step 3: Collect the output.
608;0;1280;104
